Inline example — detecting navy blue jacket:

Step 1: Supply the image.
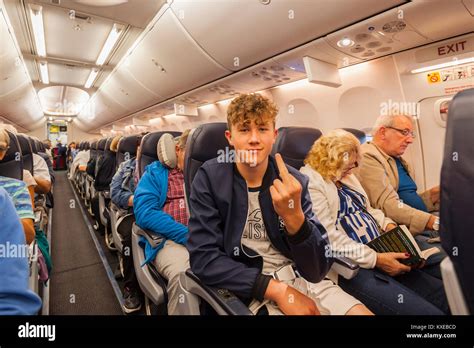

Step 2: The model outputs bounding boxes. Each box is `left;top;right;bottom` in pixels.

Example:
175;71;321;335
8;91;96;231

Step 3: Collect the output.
187;156;332;302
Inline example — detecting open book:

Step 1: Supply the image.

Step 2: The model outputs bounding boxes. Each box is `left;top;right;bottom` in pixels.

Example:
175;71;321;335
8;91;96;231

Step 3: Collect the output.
367;225;440;265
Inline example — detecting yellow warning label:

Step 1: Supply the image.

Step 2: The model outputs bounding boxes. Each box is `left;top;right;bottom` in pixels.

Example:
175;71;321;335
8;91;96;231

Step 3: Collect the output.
427;72;441;84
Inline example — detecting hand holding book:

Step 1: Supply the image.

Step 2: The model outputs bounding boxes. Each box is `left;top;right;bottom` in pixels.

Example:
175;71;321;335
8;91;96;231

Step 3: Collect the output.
368;225;440;267
375;252;412;276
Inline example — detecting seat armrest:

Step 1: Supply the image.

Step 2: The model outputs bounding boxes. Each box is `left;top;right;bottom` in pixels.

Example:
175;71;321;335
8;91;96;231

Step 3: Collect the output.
135;227;164;249
332;256;359;280
180;270;252;315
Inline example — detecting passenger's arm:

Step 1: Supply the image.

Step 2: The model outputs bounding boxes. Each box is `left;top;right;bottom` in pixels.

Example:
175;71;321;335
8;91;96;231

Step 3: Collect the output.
21;218;35;244
27;186;35;209
365;197;397;232
0;190;41;314
359;152;431;235
419;185;440;212
304;169;377;269
187;167;268;301
33;177;51;194
134;171;188;245
283;174;332;283
264;279;320;315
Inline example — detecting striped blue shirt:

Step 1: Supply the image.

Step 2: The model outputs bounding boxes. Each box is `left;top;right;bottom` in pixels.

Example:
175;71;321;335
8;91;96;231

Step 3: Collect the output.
336;184;380;244
0;176;34;220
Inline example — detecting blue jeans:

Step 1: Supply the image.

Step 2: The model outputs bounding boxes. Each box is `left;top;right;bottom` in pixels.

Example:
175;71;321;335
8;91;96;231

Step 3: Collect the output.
339;268;449;315
415;231;447;279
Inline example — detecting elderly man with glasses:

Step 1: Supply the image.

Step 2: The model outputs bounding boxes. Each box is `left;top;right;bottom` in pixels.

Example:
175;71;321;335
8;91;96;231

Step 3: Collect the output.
356;114;445;278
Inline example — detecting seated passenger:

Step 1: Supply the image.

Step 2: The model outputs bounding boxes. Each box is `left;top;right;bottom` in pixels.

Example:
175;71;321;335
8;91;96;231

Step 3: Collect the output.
187;94;372;315
110;136;143;211
32;152;52;194
94;136;121;191
109;135;143;313
0;129;35;244
300;130;449;314
22;169;37;205
0;187;42;315
133;130;191;315
42;139;53;161
356;114;446;277
36;146;55;208
68;146;90;180
66;141;77;165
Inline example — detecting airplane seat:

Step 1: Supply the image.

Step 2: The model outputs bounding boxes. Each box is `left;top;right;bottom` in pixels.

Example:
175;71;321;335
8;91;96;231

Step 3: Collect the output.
28;137;39;154
271;126;323;170
116;135;138;170
110;134;139;254
17;134;49;226
440;88;474;315
131;131;180;315
99;137;118;249
85;141;99;213
177;122;252;315
0;130;23;180
0;132;40;296
272;126;360;280
183;123;230;205
90;138;108;230
17;134;34;177
341;128;367;144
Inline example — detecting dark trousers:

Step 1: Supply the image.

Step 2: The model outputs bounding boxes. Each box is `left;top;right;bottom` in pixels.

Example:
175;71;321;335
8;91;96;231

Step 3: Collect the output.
339;267;449;315
117;215;139;291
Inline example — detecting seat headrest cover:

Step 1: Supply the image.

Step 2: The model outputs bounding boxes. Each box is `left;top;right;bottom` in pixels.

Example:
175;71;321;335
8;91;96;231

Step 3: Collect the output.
157;133;177;169
139;131;181;177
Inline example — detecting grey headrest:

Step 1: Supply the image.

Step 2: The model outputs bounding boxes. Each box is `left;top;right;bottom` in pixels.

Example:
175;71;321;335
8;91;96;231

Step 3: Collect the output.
157;133;177;169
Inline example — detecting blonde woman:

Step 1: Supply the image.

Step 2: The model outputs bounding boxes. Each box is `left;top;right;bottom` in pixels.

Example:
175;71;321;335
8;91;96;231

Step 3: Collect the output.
300;129;448;315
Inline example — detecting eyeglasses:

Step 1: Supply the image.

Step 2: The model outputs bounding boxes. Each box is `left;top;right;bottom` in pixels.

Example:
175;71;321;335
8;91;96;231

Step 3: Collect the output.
344;161;358;171
385;126;416;138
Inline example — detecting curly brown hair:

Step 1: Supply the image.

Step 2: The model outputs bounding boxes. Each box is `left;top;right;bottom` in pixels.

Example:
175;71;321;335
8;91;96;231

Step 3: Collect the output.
226;93;278;130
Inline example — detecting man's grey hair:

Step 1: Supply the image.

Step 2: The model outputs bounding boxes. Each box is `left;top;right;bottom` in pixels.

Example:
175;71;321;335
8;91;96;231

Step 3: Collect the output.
372;114;414;136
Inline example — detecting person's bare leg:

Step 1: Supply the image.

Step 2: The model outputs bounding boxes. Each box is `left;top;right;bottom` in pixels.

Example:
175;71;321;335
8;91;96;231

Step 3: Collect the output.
345;304;374;315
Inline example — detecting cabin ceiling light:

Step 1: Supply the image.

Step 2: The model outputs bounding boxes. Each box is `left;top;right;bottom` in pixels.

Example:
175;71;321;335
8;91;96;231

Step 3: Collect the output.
29;5;46;57
337;37;354;48
39;61;49;84
84;69;99;88
96;23;124;66
411;57;474;74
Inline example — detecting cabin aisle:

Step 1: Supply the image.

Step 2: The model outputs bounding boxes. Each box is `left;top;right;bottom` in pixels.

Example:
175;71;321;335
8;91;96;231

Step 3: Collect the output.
49;171;122;314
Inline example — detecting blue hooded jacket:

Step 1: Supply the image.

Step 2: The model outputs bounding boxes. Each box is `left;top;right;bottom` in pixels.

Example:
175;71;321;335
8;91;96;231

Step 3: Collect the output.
0;187;42;315
133;161;188;264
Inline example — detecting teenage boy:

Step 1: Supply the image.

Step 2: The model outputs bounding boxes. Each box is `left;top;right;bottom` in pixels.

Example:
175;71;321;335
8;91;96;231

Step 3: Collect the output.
187;94;371;315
